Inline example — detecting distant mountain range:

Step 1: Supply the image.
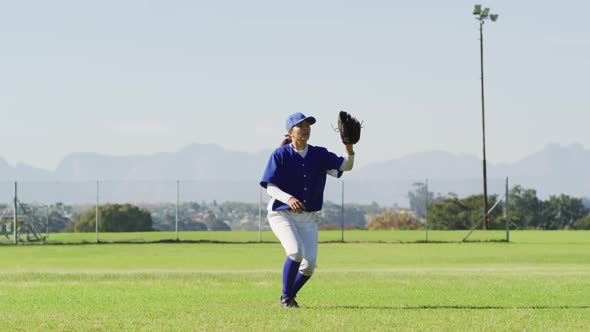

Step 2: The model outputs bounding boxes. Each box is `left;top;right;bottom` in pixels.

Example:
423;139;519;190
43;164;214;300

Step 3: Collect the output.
0;143;588;205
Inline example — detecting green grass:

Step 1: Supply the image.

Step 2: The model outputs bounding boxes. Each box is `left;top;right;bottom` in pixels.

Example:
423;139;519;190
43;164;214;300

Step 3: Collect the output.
1;231;589;331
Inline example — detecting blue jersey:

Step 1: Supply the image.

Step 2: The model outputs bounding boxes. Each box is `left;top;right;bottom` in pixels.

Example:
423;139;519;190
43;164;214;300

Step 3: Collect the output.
260;144;344;212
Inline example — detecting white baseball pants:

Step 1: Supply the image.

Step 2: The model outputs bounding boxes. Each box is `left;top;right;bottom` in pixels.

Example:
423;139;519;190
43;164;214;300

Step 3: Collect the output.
268;210;319;276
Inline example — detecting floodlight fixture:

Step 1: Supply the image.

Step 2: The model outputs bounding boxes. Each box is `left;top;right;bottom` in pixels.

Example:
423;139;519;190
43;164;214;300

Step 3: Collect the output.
473;4;498;23
473;4;481;15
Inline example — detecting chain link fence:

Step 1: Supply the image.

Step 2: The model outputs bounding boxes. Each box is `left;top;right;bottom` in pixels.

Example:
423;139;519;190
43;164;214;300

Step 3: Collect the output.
0;177;511;245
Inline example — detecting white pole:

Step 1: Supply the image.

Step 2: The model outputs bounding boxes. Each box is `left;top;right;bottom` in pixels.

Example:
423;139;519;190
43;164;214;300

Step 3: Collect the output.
258;187;262;242
96;181;99;243
176;180;179;241
46;204;49;238
425;178;429;243
341;181;344;243
505;177;510;242
13;181;17;245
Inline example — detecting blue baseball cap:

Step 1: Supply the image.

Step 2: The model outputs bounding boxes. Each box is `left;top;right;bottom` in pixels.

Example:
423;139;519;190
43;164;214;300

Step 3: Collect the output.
285;112;316;131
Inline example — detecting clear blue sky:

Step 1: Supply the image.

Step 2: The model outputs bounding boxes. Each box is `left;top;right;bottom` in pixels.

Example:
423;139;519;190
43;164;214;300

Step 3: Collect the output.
1;1;588;169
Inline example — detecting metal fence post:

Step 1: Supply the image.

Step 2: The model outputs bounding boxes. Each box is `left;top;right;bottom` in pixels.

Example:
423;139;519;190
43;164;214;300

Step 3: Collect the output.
96;181;99;243
341;181;344;243
176;180;180;241
425;178;429;243
259;187;262;243
505;177;510;242
46;204;49;238
13;181;17;245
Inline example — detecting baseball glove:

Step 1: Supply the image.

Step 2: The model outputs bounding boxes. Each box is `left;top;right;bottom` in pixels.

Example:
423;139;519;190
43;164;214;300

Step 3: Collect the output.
338;111;362;145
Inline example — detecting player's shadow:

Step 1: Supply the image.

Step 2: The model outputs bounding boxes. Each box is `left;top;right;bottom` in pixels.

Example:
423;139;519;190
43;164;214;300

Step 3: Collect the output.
321;305;590;310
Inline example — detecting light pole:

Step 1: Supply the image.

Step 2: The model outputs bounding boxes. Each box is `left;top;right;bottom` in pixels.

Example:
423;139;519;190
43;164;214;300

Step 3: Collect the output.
473;4;498;230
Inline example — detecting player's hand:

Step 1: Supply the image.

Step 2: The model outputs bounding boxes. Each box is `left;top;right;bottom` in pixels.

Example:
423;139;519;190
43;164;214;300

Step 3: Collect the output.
345;144;355;155
287;197;306;213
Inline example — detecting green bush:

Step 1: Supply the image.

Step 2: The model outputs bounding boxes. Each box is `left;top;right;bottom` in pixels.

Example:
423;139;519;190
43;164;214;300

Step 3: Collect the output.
73;204;153;232
571;215;590;230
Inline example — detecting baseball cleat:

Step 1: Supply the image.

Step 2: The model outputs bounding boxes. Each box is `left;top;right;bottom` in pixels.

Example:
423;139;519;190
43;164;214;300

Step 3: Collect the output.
280;296;299;308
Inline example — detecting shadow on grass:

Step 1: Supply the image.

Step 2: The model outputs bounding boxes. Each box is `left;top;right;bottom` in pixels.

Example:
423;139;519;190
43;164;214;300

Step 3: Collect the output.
321;305;590;310
322;239;509;244
0;239;281;246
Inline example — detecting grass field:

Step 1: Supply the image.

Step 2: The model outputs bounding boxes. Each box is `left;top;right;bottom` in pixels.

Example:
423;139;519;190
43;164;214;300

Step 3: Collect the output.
1;230;589;331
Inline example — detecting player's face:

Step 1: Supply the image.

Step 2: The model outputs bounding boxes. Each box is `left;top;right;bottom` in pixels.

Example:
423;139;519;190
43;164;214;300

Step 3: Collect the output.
290;121;311;142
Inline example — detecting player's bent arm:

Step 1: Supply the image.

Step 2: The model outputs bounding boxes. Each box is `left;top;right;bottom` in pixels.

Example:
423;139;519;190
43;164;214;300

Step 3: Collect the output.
267;183;305;213
267;183;293;204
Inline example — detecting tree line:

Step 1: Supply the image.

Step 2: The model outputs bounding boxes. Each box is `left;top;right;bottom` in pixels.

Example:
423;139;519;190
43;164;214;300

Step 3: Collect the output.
5;184;589;232
407;182;590;230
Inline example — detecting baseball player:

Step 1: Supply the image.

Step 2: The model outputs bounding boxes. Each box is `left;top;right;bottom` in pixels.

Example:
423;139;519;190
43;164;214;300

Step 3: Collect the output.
260;111;359;308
